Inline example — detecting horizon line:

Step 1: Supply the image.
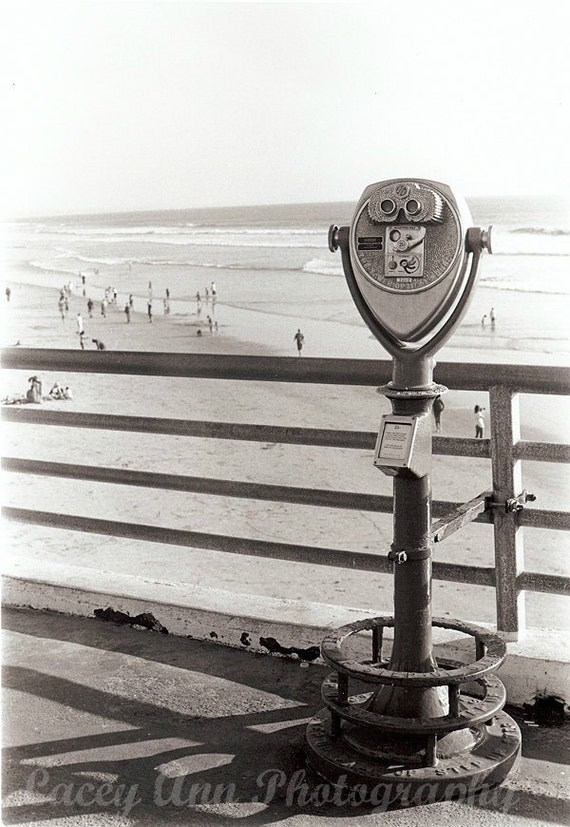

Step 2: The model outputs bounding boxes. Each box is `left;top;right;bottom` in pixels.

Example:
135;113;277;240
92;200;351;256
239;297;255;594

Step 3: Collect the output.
4;193;566;223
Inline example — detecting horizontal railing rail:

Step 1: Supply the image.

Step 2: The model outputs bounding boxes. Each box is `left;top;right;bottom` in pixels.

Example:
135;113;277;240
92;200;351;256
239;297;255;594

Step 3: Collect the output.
2;348;569;636
2;349;569;394
3;407;569;463
1;505;565;598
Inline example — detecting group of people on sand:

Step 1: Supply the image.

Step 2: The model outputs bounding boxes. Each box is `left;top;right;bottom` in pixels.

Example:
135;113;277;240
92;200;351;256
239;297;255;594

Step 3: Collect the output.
62;278;184;345
57;288;106;351
94;287;175;326
2;376;73;406
73;311;106;350
64;279;172;347
78;279;224;338
196;282;217;316
57;281;88;318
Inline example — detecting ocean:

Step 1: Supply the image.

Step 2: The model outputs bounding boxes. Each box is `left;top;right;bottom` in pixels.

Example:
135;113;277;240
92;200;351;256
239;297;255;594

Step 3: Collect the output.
3;195;570;361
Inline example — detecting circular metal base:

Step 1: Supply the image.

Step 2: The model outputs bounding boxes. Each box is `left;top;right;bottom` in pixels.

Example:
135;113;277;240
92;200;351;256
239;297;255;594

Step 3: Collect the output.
305;708;521;806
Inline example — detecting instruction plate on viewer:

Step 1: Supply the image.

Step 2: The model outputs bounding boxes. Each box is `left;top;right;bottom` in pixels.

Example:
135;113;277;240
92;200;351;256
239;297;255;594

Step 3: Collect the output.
374;415;420;470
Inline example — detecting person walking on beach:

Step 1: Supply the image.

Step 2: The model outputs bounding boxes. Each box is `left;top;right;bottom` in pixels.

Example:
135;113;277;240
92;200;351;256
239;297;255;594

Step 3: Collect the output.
87;297;94;318
294;328;305;356
5;286;11;301
76;313;84;336
474;405;486;438
490;307;496;330
58;296;66;320
124;303;131;323
147;300;153;323
101;298;107;318
129;294;134;310
433;395;445;431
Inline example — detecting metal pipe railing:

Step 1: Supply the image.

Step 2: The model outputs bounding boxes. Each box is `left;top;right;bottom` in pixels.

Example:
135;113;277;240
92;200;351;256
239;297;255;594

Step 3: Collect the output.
2;349;569;634
3;407;568;463
2;349;569;394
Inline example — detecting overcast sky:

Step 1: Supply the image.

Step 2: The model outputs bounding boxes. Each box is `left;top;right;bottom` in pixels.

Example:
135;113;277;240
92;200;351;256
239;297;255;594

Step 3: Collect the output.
3;0;569;216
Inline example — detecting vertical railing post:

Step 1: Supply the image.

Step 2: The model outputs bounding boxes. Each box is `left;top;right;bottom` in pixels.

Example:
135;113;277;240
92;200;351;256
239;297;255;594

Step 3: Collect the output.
489;385;525;638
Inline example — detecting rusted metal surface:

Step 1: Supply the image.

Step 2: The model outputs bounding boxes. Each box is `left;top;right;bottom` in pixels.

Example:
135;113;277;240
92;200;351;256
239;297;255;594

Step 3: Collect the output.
431;491;491;543
518;509;570;531
489;387;525;635
432;436;491;458
514;440;570;463
518;571;570;595
431;561;496;587
320;616;506;687
320;670;507;733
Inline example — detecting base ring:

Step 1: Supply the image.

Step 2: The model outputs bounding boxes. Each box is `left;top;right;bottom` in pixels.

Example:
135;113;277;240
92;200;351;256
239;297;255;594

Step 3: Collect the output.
305;707;521;805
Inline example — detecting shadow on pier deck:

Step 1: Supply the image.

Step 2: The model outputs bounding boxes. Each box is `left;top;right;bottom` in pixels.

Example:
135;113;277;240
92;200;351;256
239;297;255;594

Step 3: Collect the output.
3;607;569;827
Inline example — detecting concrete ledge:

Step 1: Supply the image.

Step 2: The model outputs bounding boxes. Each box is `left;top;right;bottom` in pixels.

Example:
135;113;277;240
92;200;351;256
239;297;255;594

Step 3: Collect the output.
3;557;569;710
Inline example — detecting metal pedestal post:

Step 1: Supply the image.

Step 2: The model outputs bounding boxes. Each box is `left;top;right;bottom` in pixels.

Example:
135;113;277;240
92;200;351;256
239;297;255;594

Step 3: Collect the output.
305;361;521;804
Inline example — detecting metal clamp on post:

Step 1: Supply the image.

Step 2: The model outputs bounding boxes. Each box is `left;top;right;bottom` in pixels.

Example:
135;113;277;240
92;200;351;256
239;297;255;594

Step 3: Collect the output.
388;545;432;564
505;490;537;513
489;489;537;513
388;549;407;564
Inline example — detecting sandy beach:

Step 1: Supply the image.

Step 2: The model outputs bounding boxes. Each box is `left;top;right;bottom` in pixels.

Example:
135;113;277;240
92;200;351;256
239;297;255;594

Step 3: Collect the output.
2;275;569;632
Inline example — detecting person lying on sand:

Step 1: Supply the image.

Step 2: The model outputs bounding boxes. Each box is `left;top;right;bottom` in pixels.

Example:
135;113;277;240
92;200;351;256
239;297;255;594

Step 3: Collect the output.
2;375;43;405
2;380;73;406
49;382;66;399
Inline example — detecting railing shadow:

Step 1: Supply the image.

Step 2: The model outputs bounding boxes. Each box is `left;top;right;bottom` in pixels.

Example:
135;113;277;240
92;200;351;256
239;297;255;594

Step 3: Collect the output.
3;609;569;825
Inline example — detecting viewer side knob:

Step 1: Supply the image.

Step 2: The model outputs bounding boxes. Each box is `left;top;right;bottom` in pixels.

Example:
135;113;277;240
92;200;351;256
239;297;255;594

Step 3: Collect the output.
328;224;340;252
481;225;493;254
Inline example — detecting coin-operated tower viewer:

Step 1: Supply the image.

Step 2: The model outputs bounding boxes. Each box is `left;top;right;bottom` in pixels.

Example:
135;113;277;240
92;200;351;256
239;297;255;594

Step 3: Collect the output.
306;179;521;801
